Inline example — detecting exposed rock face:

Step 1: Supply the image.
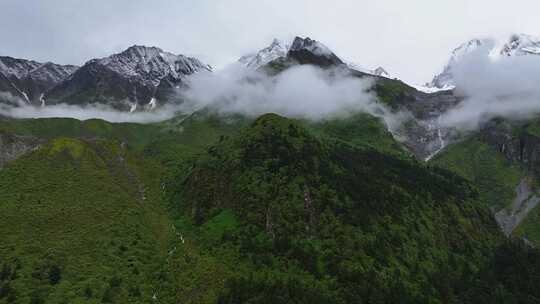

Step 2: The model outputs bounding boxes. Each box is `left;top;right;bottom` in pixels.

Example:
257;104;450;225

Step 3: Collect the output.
45;45;211;110
0;56;78;105
480;120;540;178
0;133;42;168
495;178;540;236
287;37;345;67
378;84;463;160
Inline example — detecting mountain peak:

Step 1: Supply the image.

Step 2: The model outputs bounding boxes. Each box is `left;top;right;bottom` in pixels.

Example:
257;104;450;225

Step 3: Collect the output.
287;36;344;67
373;66;390;77
0;56;43;80
239;38;290;69
240;36;345;70
45;45;211;110
0;56;79;104
430;38;492;89
347;62;391;78
90;45;211;83
500;33;540;56
289;36;334;57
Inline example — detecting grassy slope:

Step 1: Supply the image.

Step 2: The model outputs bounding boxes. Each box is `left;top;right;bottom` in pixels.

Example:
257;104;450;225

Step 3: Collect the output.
308;112;408;157
432;120;540;247
431;136;523;210
511;119;540;244
0;118;159;150
372;77;417;110
0;111;255;303
0;138;175;303
514;207;540;245
525;118;540;138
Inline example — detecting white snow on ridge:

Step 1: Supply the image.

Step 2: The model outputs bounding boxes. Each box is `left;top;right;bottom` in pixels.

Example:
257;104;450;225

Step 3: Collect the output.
431;33;540;89
500;33;540;56
348;62;391;78
148;97;157;110
430;38;491;89
91;45;212;87
239;39;290;69
411;84;454;94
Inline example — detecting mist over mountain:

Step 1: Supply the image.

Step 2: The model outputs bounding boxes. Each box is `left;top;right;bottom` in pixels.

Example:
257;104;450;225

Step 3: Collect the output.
2;23;540;303
440;46;540;130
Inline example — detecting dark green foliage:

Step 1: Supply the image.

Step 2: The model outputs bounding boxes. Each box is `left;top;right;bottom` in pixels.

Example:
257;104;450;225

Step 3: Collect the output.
173;113;515;303
48;265;61;285
308;112;408;156
372;78;417;109
0;138;175;303
2;109;540;303
432;136;523;209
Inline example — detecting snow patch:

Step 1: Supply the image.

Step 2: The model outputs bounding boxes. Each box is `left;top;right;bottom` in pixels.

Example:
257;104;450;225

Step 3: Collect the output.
148;97;157;110
39;93;45;107
239;38;291;69
411;84;455;94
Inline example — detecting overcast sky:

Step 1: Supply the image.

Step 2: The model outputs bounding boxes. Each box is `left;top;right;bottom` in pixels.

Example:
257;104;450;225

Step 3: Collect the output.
1;0;539;84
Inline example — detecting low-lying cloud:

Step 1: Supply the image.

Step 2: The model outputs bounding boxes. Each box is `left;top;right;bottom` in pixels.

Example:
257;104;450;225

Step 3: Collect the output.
0;102;180;123
181;64;381;120
440;45;540;130
1;64;393;125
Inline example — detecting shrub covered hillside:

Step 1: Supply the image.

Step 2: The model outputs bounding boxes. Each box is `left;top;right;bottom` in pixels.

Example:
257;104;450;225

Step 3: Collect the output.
2;112;540;303
0;138;176;303
171;113;519;303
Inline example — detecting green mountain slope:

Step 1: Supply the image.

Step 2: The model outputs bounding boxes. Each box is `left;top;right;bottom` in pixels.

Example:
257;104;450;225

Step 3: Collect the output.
0;138;178;303
2;111;540;303
432;118;540;246
431;136;524;210
170;113;510;303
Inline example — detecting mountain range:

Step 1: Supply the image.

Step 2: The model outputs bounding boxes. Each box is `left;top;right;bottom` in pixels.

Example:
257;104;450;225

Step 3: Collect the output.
2;34;540;303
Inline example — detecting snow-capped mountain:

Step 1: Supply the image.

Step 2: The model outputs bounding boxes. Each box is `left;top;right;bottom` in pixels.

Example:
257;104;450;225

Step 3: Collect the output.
430;39;489;89
45;45;211;110
347;62;391;78
240;36;345;71
88;45;211;87
239;39;290;69
288;36;344;67
0;56;78;105
430;33;540;89
500;33;540;56
372;67;390;78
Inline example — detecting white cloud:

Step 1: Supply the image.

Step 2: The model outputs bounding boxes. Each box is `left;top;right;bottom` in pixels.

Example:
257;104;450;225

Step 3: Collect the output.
440;46;540;130
180;64;384;120
0;102;180;123
0;64;402;126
